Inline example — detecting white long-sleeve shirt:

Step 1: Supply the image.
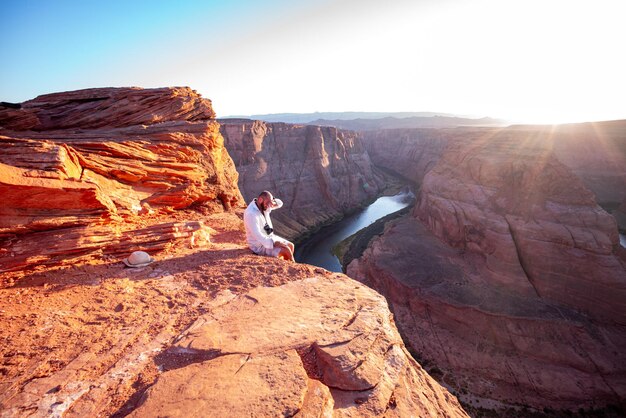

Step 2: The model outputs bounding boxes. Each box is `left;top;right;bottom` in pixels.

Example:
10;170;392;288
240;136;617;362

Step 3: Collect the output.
243;198;283;253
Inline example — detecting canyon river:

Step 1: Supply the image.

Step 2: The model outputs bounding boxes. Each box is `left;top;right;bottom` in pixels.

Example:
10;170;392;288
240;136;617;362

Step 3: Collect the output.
295;190;414;272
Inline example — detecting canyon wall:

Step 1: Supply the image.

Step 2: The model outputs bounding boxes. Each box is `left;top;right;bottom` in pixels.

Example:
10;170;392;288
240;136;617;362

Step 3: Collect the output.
0;87;243;272
221;120;385;241
362;128;456;184
363;122;626;206
547;121;626;207
350;122;626;411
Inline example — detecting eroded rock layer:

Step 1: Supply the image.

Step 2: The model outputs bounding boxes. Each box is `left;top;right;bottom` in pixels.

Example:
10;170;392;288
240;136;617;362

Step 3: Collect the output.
362;128;458;183
0;87;243;271
221;120;385;240
0;86;215;131
350;125;626;410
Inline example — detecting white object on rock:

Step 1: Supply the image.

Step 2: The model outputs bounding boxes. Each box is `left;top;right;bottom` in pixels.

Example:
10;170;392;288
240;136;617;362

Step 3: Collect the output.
123;251;155;268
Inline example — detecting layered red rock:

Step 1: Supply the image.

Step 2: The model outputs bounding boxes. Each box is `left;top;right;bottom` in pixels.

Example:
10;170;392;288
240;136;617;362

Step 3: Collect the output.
0;87;243;271
349;127;626;410
0;86;215;131
363;122;626;209
348;217;626;410
221;120;385;240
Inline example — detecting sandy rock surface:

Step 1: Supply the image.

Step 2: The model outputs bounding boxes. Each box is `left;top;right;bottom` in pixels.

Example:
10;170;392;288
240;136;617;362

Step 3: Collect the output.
131;276;468;418
0;210;468;418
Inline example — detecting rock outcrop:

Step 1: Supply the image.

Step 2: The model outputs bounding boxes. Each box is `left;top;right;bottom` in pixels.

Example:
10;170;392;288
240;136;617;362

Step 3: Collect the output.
221;120;385;240
0;87;243;271
0;211;468;418
349;127;626;411
130;276;468;418
0;86;215;131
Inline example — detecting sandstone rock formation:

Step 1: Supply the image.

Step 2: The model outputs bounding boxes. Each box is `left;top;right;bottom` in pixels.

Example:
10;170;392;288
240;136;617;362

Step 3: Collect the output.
415;135;626;322
130;276;468;418
221;120;385;241
0;87;243;271
0;86;215;131
546;121;626;208
349;217;626;410
349;126;626;411
0;211;468;418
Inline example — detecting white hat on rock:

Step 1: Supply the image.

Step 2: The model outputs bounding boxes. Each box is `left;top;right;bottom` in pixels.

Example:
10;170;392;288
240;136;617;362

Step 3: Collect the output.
123;251;155;268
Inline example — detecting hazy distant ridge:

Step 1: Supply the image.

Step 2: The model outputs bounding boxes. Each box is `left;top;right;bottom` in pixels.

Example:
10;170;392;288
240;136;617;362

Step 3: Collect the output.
222;112;507;130
310;116;506;130
223;111;457;124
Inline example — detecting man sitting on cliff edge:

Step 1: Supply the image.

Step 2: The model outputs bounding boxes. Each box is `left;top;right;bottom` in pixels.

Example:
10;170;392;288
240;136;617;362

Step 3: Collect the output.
244;190;295;261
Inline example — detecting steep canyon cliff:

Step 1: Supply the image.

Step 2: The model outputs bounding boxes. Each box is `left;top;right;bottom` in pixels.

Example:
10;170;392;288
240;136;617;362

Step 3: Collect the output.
351;122;626;411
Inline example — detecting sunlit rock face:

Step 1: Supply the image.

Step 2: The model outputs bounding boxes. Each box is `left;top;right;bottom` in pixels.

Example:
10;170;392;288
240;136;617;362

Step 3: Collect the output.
221;119;385;240
0;86;216;131
0;87;243;272
129;276;470;418
415;134;625;322
349;123;626;411
363;122;626;207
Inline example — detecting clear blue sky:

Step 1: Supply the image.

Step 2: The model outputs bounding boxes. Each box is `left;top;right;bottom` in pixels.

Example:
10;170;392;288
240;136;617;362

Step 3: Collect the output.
1;0;625;122
0;0;279;102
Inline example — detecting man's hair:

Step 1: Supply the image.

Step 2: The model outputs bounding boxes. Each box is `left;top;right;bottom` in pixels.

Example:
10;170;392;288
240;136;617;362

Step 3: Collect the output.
258;190;272;200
